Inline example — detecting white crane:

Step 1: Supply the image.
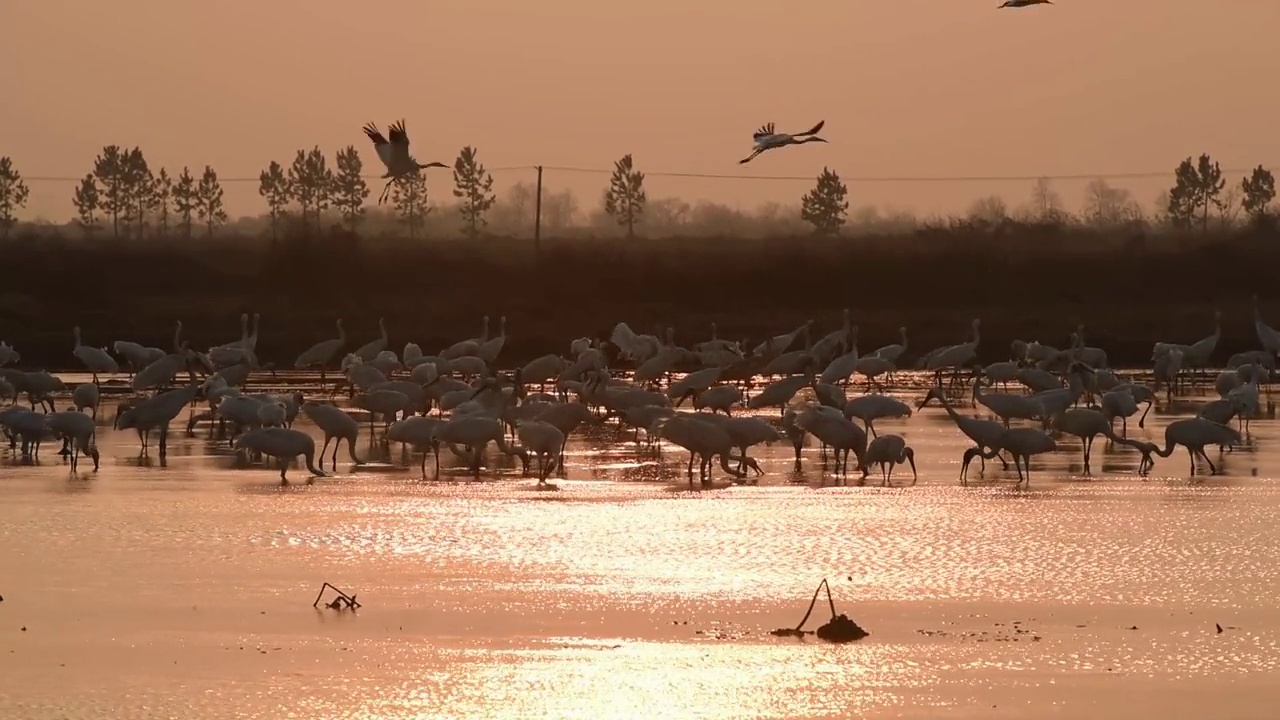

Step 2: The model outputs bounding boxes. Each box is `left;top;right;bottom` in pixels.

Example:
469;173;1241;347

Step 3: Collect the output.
300;402;362;469
1115;418;1242;477
295;319;346;386
46;410;99;472
0;340;19;366
515;420;566;483
72;326;119;383
387;415;444;478
353;318;389;362
739;121;827;164
1051;408;1129;474
963;427;1057;486
864;434;916;485
234;428;326;484
115;384;200;458
362;120;449;204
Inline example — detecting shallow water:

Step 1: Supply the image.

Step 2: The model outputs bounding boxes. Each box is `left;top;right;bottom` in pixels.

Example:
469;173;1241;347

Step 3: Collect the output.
2;372;1280;719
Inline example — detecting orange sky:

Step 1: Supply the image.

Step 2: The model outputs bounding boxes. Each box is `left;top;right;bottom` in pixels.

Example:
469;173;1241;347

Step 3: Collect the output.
3;0;1278;223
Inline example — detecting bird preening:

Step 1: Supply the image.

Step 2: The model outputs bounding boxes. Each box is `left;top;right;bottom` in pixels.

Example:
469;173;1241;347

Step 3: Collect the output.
999;0;1052;7
362;120;449;205
739;120;828;165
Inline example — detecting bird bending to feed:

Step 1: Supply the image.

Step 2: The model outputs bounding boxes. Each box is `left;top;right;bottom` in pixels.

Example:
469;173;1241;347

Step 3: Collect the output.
362;119;449;204
999;0;1052;7
739;121;827;164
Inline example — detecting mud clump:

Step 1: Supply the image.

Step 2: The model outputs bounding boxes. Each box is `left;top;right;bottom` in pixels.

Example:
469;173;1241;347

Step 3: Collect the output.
817;614;869;643
772;578;869;644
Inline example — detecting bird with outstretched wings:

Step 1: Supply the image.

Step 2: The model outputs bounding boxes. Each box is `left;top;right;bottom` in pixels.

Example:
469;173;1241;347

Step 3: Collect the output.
753;123;777;141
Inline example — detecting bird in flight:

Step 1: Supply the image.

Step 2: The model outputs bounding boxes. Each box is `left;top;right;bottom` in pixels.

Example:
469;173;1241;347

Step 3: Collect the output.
998;0;1052;7
362;120;449;204
739;121;827;165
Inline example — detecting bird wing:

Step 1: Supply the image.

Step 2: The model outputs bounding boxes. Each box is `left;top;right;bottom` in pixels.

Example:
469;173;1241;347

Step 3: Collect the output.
363;122;393;169
753;123;776;141
795;120;825;136
389;119;411;151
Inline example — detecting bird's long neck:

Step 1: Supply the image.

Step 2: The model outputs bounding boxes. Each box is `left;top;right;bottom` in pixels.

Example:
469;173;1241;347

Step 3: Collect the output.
304;449;325;477
719;451;747;478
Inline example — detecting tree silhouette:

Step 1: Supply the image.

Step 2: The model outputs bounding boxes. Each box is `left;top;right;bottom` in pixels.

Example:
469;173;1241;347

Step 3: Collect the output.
541;189;578;232
122;147;152;238
258;160;290;243
0;156;31;239
801;167;849;234
196;166;227;237
152;168;173;239
1168;154;1225;233
603;154;647;237
967;195;1009;225
1083;179;1140;226
92;145;128;238
172;167;197;239
332;146;370;231
1027;177;1064;223
288;147;334;234
1241;165;1276;224
72;174;100;237
391;171;431;239
452;146;495;239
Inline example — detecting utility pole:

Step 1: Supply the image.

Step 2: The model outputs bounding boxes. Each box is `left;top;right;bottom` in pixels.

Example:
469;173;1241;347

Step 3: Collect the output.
534;165;543;261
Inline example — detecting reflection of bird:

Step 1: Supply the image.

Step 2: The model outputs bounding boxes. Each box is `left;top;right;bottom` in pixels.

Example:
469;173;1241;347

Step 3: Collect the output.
739;121;828;164
999;0;1052;7
362;120;449;204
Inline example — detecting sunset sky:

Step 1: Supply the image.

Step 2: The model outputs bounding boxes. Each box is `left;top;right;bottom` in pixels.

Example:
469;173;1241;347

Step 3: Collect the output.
3;0;1278;223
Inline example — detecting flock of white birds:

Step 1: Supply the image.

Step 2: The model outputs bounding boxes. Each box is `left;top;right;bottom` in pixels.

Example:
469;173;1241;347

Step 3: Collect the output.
2;296;1279;485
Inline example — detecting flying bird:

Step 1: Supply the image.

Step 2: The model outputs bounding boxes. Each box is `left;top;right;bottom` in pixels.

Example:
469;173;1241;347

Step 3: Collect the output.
362;120;449;204
739;121;827;164
999;0;1052;7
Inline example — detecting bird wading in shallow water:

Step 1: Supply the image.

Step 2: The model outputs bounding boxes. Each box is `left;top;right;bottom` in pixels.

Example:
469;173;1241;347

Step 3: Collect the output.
739;121;828;164
362;120;449;204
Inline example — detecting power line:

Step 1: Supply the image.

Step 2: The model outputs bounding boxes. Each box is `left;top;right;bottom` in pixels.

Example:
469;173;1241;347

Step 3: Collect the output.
21;167;538;183
19;164;1278;184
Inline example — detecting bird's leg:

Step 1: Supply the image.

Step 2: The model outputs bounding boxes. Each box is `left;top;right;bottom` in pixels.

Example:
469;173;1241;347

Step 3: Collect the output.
320;435;335;468
1202;449;1218;474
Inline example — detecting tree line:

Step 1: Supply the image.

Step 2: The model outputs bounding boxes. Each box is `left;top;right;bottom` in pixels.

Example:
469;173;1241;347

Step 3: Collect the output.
0;150;1274;241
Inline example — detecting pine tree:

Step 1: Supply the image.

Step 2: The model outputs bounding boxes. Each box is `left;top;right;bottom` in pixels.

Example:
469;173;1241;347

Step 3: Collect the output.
92;145;128;238
72;174;100;237
172;167;197;239
1241;165;1276;224
603;154;646;238
122;147;153;238
287;147;334;234
152;168;173;238
0;156;31;239
1168;154;1225;233
391;171;430;239
452;146;496;239
196;166;227;237
332;146;369;231
258;160;290;243
801;167;849;234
